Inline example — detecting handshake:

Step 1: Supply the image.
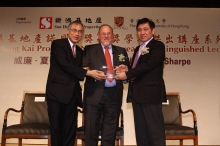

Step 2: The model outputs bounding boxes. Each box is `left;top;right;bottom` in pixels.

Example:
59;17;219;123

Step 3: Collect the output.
85;65;128;81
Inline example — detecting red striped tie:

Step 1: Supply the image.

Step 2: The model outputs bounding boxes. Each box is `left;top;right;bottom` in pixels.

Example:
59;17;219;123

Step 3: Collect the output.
104;46;114;82
72;45;75;57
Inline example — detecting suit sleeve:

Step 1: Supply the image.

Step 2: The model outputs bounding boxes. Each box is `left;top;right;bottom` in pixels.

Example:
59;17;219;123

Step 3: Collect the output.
126;41;165;80
51;40;87;80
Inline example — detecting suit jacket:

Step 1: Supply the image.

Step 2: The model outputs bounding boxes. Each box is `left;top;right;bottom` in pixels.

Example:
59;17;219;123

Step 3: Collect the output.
46;38;87;107
126;39;167;104
83;43;130;105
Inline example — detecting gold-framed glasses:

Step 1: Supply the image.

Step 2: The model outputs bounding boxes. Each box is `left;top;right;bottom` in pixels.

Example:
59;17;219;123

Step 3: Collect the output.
69;28;84;35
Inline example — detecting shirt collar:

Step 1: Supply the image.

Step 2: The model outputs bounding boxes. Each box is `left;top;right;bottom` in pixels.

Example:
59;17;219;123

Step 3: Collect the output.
101;44;112;50
140;37;153;46
68;38;76;48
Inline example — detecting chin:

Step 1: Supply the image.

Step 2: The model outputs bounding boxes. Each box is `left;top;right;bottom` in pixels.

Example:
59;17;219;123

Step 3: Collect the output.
102;42;111;46
73;40;79;43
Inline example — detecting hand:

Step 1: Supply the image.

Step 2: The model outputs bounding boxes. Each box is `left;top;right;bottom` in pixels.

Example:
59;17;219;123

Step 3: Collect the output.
115;72;127;80
86;70;106;80
115;64;128;74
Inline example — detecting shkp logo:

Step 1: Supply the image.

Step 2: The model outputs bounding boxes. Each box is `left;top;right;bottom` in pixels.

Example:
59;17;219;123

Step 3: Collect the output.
39;17;52;29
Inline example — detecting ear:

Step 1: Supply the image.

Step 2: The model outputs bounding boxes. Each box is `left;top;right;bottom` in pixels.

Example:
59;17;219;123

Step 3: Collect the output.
152;28;156;35
97;33;100;42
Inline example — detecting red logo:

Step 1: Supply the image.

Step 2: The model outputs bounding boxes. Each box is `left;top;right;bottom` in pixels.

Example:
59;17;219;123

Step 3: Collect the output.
39;17;52;29
114;17;124;27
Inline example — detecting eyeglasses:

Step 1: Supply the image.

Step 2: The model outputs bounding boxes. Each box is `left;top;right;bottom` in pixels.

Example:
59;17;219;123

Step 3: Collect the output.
69;28;84;35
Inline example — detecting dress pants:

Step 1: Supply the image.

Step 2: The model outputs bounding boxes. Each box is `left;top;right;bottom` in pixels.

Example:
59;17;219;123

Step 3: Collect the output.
132;99;166;146
84;86;121;146
47;95;77;146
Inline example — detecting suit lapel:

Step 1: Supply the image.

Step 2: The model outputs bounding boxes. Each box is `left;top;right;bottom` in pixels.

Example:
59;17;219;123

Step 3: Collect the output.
64;38;79;65
112;46;119;67
65;39;73;58
146;38;155;47
131;46;140;67
75;45;82;66
96;44;106;65
136;39;154;66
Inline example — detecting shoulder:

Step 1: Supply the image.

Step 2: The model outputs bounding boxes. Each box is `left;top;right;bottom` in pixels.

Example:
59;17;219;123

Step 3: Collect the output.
53;38;67;43
84;43;100;50
52;38;68;45
85;43;99;48
112;44;125;50
76;45;83;52
148;39;165;54
151;39;165;47
51;38;70;52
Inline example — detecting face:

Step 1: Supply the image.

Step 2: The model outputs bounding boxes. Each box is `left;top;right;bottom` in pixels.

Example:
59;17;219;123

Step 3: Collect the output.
137;22;155;42
98;25;113;46
67;23;84;44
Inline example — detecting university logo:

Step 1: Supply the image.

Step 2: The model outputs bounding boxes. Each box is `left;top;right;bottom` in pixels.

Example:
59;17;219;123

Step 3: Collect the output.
113;16;127;30
114;17;124;27
39;17;52;29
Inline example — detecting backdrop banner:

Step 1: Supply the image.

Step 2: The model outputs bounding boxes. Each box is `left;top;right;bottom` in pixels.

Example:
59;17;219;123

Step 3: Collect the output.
0;7;220;145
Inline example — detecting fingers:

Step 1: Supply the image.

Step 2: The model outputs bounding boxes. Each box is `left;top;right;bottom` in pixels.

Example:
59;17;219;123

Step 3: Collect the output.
97;70;105;75
114;75;119;80
115;65;128;73
94;70;106;80
114;72;127;80
88;69;128;80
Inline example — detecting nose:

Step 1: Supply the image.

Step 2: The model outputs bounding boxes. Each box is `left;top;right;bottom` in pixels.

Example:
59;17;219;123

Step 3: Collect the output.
103;34;108;37
75;31;80;35
140;30;145;34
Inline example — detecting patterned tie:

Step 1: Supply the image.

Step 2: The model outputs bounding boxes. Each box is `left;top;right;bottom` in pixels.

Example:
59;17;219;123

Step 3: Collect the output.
104;46;114;82
72;44;76;57
132;43;145;68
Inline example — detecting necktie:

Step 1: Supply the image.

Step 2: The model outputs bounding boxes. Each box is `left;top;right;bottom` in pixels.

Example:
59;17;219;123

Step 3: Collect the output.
104;46;114;82
72;44;76;57
132;43;145;68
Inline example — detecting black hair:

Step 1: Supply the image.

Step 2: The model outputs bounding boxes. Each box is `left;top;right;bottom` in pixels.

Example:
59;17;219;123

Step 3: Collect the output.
136;18;155;30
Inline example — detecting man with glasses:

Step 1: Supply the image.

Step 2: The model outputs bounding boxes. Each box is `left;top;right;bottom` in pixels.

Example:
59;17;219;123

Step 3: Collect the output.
82;24;130;146
46;20;105;146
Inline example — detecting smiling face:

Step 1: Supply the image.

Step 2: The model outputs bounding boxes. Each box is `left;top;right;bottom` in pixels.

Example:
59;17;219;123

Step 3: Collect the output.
137;22;155;42
98;25;113;46
67;23;84;44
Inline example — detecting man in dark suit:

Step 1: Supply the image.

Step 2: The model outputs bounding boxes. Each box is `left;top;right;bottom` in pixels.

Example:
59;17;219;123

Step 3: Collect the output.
46;20;105;146
115;18;167;146
83;24;130;146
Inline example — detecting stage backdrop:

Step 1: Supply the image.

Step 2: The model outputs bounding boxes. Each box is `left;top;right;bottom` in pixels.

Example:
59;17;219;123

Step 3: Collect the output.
0;7;220;145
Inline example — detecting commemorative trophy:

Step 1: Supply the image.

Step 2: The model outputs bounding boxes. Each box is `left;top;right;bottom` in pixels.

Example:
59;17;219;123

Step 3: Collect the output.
101;65;115;80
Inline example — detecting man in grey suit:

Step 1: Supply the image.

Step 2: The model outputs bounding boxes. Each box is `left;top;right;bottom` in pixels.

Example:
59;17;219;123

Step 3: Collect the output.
83;24;130;146
116;18;167;146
